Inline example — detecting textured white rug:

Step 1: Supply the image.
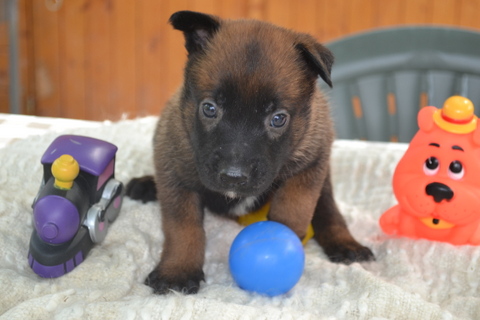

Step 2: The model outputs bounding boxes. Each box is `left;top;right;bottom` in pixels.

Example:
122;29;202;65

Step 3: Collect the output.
1;117;479;320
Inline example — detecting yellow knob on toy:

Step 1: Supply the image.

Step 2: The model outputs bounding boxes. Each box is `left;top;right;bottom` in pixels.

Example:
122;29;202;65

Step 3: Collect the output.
52;154;80;190
433;96;477;134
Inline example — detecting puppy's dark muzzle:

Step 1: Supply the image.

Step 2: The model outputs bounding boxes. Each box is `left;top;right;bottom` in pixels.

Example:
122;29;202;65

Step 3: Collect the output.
200;143;270;195
219;166;248;187
212;159;266;194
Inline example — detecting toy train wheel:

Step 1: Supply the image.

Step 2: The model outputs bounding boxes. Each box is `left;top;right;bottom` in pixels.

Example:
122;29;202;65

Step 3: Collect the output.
84;179;123;243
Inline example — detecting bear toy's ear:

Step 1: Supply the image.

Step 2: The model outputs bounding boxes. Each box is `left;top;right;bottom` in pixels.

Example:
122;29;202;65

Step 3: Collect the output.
472;124;480;146
169;11;221;56
417;106;437;132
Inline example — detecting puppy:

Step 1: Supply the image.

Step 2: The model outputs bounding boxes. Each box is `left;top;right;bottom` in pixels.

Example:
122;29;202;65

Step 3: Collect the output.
127;10;374;294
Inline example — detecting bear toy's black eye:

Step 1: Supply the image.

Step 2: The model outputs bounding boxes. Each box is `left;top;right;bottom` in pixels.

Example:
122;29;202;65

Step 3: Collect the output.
425;157;439;170
448;160;464;180
449;160;462;173
202;102;217;118
271;113;288;128
423;156;439;176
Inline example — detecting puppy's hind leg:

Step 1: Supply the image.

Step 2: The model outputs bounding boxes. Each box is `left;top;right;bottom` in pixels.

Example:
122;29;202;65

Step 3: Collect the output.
126;176;157;203
312;171;374;264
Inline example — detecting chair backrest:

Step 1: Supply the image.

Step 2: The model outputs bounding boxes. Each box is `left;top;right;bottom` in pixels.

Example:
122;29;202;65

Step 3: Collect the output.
322;26;480;142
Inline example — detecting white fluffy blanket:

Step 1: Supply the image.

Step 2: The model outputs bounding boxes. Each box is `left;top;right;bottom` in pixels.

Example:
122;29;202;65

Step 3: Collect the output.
1;117;479;320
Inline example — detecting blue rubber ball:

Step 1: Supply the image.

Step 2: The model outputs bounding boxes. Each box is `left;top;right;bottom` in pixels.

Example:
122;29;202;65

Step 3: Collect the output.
229;221;305;296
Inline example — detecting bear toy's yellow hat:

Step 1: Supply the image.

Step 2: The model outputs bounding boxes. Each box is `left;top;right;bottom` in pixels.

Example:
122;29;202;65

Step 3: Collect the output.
433;96;477;134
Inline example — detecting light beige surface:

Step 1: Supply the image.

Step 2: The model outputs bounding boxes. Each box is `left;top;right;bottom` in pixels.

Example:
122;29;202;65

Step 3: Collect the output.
0;116;478;320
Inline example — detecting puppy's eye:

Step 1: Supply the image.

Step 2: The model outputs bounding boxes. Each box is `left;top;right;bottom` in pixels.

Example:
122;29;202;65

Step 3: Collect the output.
448;160;464;180
423;157;439;175
270;113;288;128
202;102;217;118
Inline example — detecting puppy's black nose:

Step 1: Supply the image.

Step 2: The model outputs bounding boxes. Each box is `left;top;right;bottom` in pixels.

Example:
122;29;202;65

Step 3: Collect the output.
219;166;248;186
425;182;454;203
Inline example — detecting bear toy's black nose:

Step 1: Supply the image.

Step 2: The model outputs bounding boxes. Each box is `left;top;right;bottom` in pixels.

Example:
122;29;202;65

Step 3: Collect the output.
425;182;454;203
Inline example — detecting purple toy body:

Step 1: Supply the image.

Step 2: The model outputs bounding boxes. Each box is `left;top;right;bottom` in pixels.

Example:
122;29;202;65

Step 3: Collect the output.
29;135;124;278
34;196;80;244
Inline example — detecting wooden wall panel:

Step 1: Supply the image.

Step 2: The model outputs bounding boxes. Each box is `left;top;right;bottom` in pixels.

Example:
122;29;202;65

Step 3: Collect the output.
85;0;112;120
347;0;376;35
164;0;189;101
322;1;348;41
16;0;480;121
460;0;480;29
246;0;265;20
111;0;136;118
376;0;405;27
265;0;292;27
136;0;167;118
430;0;458;25
18;0;34;115
0;18;8;113
59;0;86;119
290;0;317;36
404;0;431;24
218;0;247;19
31;0;61;117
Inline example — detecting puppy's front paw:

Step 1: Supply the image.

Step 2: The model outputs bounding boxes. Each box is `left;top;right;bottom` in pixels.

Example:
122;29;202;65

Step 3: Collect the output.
145;268;205;295
324;242;375;264
126;176;157;203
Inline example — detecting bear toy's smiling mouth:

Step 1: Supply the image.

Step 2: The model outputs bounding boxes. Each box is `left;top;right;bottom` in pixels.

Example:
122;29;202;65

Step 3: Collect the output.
419;217;455;229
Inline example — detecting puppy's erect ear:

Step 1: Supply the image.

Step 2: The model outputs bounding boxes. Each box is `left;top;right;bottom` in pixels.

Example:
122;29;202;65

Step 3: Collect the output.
295;36;334;88
169;11;221;56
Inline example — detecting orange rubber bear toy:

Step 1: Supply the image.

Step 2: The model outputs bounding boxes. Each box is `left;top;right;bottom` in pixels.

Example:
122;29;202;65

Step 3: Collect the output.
380;96;480;245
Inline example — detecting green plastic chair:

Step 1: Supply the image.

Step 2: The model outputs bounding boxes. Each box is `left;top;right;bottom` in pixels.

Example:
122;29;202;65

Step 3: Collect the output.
322;26;480;142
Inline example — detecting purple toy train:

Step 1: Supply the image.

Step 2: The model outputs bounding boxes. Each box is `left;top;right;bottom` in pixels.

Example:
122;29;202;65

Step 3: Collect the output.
29;135;124;278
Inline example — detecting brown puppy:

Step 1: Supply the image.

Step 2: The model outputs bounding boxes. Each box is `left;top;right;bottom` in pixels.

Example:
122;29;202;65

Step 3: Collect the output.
127;10;374;294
